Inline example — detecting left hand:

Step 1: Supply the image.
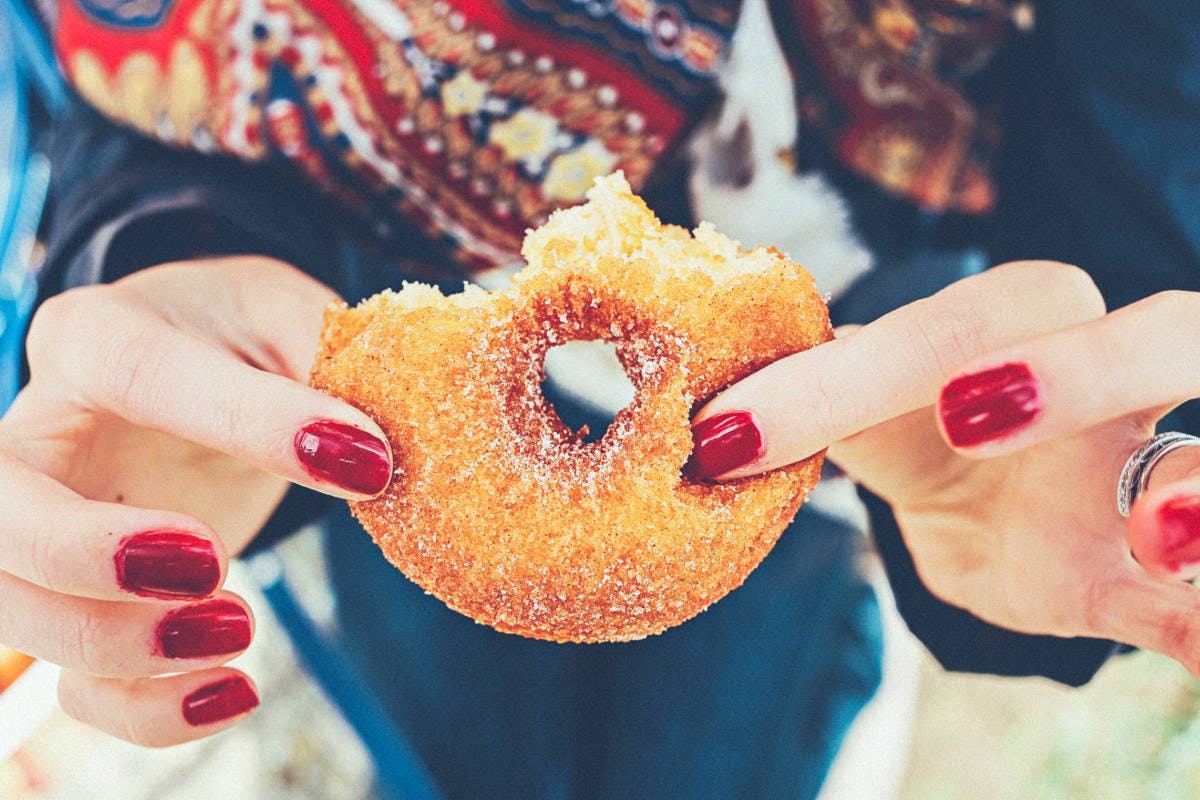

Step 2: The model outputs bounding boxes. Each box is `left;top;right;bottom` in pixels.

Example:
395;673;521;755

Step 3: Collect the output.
0;257;393;746
690;261;1200;677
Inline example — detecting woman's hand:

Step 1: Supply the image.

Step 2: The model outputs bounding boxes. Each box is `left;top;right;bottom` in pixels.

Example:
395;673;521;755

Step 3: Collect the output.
0;257;392;745
690;261;1200;676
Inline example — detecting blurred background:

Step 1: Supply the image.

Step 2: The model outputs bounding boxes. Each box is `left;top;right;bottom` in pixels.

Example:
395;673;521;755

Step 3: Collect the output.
4;528;1200;800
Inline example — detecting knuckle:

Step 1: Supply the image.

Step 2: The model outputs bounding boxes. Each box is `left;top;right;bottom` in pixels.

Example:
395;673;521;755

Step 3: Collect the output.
23;520;62;592
27;285;174;415
64;610;112;676
1082;578;1116;634
216;254;313;301
59;675;174;747
216;393;253;451
993;260;1106;323
210;253;293;273
908;297;982;378
25;286;109;365
1038;262;1106;320
1155;607;1200;666
806;367;842;445
56;674;90;724
116;710;173;748
1142;289;1200;323
994;258;1081;283
93;316;172;413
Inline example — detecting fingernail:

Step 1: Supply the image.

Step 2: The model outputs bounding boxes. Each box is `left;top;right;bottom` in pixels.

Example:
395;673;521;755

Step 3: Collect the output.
684;411;763;480
939;363;1040;448
294;420;391;495
157;600;252;660
182;676;260;726
115;531;220;600
1158;496;1200;574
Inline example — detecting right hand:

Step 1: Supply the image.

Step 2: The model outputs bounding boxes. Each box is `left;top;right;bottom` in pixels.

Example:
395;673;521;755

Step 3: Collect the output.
691;262;1200;678
0;257;393;746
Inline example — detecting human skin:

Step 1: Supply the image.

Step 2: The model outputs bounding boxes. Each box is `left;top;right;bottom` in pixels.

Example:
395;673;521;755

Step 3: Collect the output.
5;256;1196;747
0;257;392;746
695;261;1200;674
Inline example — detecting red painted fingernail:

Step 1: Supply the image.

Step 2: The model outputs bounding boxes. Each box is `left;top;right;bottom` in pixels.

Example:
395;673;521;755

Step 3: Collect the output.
182;676;260;726
1157;496;1200;574
684;411;763;481
939;363;1041;448
157;600;252;660
294;420;391;495
115;531;220;600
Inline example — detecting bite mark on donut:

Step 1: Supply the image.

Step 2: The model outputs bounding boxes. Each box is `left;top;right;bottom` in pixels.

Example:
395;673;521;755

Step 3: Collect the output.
311;173;833;642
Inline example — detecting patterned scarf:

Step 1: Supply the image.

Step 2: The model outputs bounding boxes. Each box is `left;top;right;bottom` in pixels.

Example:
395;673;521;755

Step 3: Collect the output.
52;0;1013;276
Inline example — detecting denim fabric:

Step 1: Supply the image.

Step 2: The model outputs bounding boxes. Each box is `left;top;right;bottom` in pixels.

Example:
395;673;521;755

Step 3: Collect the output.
325;497;881;800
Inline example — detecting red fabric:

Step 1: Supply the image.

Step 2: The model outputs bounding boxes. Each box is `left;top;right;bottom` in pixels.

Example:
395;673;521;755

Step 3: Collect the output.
54;0;709;273
779;0;1009;213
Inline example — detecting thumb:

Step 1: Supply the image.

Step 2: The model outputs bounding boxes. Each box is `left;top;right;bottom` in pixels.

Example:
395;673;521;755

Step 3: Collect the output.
38;257;395;501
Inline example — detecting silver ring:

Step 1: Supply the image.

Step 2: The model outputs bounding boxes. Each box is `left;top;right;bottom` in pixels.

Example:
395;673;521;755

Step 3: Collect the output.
1116;432;1200;517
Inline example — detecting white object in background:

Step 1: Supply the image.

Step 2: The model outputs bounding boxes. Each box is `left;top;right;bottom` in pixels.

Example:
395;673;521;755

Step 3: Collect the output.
0;660;60;763
817;556;923;800
688;0;872;301
542;339;635;419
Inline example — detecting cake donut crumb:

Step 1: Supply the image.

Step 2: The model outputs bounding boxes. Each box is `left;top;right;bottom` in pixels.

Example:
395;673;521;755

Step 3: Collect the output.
311;173;832;642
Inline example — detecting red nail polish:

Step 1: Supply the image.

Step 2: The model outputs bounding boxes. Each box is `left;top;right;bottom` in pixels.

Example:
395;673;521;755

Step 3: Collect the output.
157;600;252;660
1158;496;1200;574
115;531;220;600
684;411;763;481
939;363;1040;448
182;676;260;726
294;420;391;495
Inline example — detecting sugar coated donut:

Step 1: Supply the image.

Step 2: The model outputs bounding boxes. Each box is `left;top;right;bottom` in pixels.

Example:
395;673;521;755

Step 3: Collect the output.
0;648;33;693
311;174;832;642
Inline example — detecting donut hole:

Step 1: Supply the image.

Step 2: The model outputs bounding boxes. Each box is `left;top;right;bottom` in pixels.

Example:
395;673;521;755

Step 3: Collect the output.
541;339;636;443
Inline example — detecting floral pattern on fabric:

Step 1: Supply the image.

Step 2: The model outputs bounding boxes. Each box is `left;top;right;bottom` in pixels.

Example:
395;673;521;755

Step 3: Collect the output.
54;0;1014;279
55;0;735;274
773;0;1013;214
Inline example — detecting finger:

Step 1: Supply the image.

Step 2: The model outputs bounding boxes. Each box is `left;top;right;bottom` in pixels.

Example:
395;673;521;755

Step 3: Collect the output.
0;451;226;601
1091;570;1200;679
689;261;1105;479
935;291;1200;456
59;667;259;747
116;257;336;384
29;284;393;500
1127;454;1200;580
0;575;253;678
826;405;951;500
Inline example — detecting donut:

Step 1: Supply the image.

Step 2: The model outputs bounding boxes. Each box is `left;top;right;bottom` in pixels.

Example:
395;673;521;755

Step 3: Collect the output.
311;174;832;642
0;648;32;693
